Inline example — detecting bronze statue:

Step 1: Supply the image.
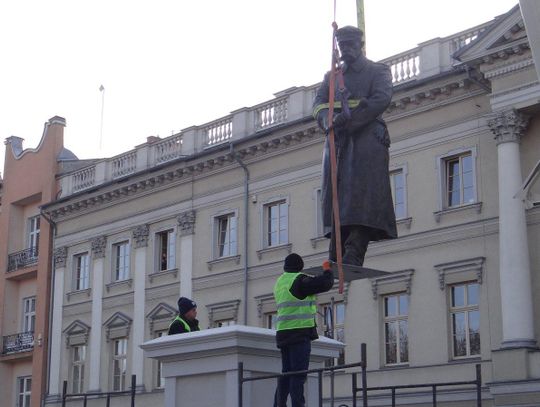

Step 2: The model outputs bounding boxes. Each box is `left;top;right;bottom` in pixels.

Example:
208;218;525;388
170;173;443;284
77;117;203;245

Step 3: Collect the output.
313;26;397;266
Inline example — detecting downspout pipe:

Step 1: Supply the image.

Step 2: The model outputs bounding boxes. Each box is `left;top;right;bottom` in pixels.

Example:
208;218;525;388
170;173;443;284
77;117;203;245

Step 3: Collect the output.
230;144;250;325
40;208;56;407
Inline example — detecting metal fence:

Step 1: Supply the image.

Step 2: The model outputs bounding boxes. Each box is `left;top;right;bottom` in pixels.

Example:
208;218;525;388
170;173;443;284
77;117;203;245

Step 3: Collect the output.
61;375;136;407
237;343;482;407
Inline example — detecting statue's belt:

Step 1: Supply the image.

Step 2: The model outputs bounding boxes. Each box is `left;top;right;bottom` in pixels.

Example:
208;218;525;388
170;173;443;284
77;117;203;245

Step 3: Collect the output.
313;100;363;118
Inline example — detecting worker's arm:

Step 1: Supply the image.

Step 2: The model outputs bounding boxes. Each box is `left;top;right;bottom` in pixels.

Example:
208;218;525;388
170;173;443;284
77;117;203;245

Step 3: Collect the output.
290;262;334;298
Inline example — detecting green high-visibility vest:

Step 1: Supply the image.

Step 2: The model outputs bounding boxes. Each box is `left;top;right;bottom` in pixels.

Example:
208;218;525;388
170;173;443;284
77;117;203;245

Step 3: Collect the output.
170;315;191;332
273;272;316;331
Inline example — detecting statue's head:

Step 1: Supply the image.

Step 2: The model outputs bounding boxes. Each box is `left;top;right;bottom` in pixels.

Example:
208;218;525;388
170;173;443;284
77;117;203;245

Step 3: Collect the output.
336;26;364;63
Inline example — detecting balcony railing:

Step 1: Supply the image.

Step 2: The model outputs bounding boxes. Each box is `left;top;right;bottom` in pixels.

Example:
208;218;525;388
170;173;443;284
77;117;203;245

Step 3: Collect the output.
56;20;494;198
7;247;39;272
2;331;34;354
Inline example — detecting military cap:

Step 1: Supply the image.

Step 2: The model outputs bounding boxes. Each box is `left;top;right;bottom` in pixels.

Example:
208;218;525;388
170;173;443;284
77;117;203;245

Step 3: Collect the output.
336;26;364;43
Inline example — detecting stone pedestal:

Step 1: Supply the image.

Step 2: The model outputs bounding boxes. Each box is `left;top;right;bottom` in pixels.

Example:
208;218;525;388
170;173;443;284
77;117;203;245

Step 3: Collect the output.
141;325;343;407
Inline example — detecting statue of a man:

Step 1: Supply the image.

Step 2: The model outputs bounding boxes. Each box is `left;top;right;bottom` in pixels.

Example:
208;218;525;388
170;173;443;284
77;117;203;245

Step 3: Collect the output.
313;26;397;266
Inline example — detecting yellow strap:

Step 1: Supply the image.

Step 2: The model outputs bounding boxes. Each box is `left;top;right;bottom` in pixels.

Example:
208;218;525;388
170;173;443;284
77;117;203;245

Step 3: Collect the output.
313;100;363;118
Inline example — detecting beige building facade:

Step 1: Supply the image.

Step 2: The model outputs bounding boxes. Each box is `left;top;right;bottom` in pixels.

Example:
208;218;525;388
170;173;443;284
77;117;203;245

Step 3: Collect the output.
43;4;539;406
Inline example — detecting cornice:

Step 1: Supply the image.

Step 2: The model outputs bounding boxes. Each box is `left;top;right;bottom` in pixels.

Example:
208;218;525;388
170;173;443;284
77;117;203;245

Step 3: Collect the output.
483;54;534;79
45;125;319;220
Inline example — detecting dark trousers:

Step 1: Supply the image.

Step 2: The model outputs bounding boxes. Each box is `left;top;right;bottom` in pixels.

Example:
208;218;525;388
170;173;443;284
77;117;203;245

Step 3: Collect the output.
329;225;371;266
274;340;311;407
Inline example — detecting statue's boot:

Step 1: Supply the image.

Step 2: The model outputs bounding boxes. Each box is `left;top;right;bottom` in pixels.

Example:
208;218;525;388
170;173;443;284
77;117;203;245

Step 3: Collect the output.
342;227;370;267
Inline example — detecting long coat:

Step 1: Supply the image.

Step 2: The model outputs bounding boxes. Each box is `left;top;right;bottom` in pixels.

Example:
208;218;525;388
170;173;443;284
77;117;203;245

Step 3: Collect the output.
313;55;397;241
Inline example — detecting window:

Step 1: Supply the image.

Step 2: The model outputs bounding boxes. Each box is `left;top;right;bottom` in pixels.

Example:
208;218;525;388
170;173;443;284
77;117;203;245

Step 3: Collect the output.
383;294;409;365
215;213;237;258
155;331;167;388
112;338;128;391
390;169;406;219
113;241;130;281
265;312;277;330
28;215;40;252
22;297;36;333
17;376;32;407
74;253;90;291
450;282;480;358
71;345;86;393
320;302;345;365
445;153;474;207
156;230;175;271
265;201;288;247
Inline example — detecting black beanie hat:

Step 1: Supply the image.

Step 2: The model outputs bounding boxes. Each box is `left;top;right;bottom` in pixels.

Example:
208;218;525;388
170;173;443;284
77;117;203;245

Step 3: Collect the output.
284;253;304;272
177;297;197;315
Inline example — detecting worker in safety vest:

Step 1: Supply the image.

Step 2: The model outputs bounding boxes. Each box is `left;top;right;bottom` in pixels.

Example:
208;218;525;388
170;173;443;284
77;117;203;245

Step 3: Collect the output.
273;253;333;407
168;296;200;335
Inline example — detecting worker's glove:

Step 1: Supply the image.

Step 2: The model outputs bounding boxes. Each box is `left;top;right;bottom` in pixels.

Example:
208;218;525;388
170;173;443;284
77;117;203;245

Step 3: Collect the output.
332;112;349;129
322;260;332;272
316;109;330;132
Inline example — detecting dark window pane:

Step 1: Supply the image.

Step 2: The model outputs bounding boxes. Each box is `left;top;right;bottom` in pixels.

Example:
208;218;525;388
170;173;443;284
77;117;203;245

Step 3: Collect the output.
336;303;345;324
385;296;397;317
452;312;467;357
452;286;465;307
399;295;408;316
462;154;472;172
399;320;409;363
385;322;397;364
467;284;479;305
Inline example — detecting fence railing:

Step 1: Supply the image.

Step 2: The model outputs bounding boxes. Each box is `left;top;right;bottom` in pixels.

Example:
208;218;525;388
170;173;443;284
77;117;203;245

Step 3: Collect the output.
238;343;482;407
2;331;34;354
61;374;136;407
7;246;39;272
255;97;288;130
204;116;233;146
111;151;137;179
72;166;96;192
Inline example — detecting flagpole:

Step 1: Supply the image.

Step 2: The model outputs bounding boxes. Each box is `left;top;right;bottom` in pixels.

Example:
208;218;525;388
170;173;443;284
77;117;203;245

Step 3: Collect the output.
99;85;105;151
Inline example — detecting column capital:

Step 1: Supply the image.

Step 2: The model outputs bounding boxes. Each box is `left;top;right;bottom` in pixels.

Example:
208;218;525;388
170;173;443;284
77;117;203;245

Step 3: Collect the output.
132;224;150;248
488;109;530;145
91;235;107;259
53;246;68;268
177;210;196;236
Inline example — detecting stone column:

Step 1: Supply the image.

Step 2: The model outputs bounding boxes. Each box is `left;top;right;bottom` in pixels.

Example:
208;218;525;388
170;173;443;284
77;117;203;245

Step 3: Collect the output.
89;236;107;391
177;210;196;298
47;247;68;399
488;109;536;348
131;224;149;389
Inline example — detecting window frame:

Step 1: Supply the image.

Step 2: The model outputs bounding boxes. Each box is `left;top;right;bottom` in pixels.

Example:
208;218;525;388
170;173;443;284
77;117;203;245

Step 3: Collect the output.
382;292;409;366
449;282;480;359
17;376;32;407
437;147;477;210
155;228;176;272
112;240;130;282
262;198;289;249
319;301;346;365
71;344;86;394
22;296;36;333
389;165;408;220
112;338;128;391
212;211;238;259
73;252;90;291
27;215;40;251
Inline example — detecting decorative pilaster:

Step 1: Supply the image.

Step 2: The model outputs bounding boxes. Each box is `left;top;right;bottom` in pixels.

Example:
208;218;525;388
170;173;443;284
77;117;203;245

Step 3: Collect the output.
488;109;536;349
131;225;148;389
91;236;107;258
177;210;196;298
177;210;196;236
132;224;150;248
53;246;68;268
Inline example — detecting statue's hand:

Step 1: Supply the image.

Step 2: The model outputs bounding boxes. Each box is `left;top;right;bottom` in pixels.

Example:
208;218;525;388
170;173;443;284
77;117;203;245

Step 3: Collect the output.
317;109;330;132
333;112;349;129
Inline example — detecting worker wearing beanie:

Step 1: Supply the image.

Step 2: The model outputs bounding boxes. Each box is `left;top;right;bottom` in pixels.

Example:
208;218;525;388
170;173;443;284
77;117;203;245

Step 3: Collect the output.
168;296;200;335
273;253;334;407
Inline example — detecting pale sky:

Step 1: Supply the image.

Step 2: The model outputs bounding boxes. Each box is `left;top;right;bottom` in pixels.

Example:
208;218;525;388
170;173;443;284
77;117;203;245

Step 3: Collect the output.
0;0;518;174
